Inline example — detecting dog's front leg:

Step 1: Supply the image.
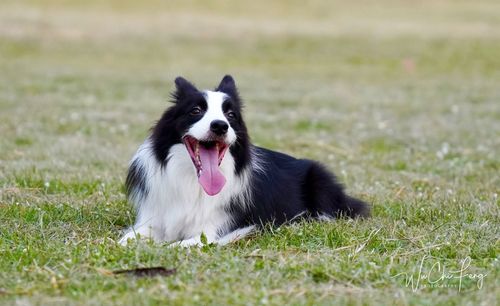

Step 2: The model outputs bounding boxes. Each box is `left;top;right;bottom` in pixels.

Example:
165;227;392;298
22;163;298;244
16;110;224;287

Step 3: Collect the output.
118;222;162;245
170;226;256;248
173;237;204;247
169;232;217;248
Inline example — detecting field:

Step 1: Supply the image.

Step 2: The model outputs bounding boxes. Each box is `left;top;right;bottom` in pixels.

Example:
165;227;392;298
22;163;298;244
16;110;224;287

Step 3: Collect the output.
0;0;499;305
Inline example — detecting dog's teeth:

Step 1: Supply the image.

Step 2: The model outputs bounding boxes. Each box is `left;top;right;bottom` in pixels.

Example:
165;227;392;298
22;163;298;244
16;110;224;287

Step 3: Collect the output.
193;142;202;168
195;143;200;165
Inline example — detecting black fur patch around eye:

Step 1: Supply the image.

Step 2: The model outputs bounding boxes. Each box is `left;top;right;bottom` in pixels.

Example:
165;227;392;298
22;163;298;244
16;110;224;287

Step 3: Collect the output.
222;100;232;113
195;97;208;111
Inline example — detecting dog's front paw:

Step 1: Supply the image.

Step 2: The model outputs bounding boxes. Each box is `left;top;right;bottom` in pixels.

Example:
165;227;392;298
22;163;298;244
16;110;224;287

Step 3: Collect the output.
118;231;141;246
169;237;203;248
118;225;160;246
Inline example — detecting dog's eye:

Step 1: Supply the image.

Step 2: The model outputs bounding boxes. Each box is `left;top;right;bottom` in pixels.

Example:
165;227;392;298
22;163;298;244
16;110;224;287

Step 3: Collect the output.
190;107;202;115
226;111;236;119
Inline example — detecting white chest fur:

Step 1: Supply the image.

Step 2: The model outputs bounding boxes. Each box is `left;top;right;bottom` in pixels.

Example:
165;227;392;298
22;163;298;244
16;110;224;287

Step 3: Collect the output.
120;140;250;245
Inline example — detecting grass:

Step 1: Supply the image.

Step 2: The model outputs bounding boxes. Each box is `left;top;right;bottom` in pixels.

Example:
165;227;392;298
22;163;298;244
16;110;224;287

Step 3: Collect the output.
0;0;499;305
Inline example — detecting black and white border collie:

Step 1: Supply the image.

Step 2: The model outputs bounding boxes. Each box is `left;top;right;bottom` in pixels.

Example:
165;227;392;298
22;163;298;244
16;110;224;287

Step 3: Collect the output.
119;75;369;246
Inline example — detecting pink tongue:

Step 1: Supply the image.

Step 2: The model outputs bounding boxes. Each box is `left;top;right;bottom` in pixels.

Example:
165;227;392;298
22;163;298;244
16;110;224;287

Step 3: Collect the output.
198;145;226;196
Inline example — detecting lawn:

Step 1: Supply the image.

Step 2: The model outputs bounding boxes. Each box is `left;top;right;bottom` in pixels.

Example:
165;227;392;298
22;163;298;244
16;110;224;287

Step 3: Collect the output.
0;0;499;305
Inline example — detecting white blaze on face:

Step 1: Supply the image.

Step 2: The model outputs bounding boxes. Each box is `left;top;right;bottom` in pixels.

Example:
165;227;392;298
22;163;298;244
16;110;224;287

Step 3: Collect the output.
187;90;237;144
183;90;237;196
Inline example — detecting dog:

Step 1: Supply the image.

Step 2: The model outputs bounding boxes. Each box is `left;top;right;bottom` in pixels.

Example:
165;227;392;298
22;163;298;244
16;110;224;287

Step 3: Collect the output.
119;75;369;246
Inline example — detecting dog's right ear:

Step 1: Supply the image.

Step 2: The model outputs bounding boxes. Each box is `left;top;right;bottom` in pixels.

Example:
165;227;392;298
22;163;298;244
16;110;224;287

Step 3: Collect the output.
173;77;198;100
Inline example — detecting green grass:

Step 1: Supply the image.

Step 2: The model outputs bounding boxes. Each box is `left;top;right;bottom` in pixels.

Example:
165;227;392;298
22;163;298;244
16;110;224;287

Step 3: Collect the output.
0;0;499;305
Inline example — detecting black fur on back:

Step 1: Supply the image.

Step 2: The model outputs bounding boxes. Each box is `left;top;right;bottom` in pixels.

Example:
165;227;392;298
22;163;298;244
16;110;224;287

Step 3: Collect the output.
226;146;369;231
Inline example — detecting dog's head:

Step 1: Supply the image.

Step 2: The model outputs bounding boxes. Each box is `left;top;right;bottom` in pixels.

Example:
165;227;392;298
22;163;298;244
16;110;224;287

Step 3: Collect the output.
151;75;248;196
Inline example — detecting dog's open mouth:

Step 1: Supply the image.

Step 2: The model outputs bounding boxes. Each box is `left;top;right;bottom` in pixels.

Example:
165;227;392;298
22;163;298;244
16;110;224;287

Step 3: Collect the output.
183;135;229;196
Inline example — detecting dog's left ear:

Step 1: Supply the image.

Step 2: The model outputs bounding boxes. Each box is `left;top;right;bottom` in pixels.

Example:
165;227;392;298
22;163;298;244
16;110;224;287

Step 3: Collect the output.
216;75;237;97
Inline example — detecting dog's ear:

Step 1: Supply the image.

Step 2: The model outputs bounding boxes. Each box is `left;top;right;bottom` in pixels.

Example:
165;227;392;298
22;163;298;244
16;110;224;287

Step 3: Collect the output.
216;75;237;97
173;77;198;100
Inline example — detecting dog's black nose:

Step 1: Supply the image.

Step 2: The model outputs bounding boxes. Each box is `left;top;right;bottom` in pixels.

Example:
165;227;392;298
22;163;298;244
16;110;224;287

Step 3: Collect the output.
210;120;229;136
